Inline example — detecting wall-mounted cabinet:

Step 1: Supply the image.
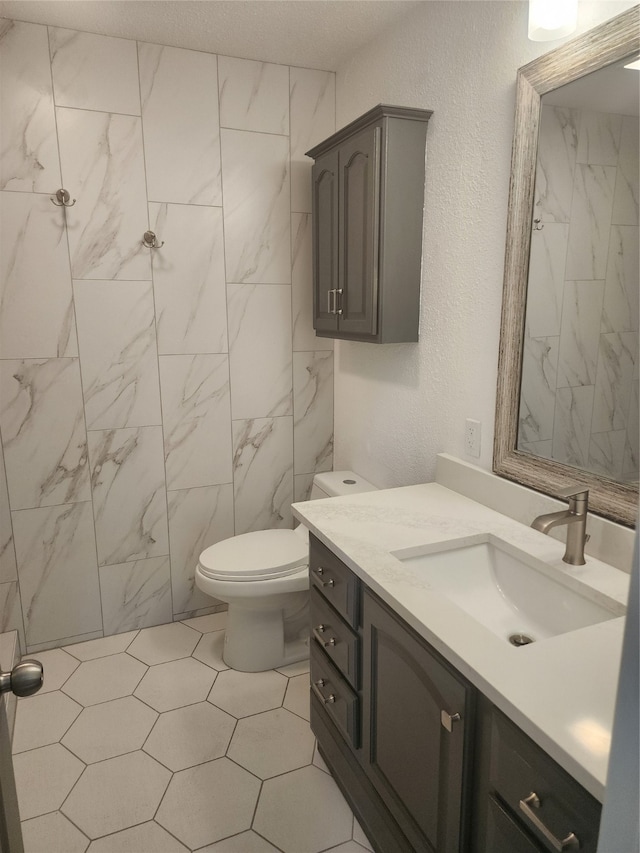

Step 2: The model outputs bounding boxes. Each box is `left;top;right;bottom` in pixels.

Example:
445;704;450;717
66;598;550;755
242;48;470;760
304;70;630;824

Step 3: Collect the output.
307;104;432;343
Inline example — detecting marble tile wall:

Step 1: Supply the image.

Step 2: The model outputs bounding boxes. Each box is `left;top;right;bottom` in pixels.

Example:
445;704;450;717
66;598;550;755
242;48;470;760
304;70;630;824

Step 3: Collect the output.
519;105;639;484
0;19;335;652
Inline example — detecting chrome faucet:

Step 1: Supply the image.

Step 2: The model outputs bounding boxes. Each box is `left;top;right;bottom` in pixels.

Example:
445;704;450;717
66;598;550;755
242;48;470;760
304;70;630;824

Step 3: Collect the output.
531;486;589;566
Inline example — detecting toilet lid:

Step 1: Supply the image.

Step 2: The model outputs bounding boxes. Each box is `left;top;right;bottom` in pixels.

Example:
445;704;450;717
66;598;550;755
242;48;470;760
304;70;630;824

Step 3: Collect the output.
198;529;309;581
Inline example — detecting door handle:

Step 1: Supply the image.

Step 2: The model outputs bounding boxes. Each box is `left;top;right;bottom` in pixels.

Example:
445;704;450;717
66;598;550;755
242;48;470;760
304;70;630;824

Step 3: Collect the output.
0;660;44;697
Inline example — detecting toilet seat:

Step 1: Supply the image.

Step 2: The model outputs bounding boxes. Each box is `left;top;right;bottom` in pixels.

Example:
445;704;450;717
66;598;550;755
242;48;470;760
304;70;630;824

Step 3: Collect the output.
199;529;309;582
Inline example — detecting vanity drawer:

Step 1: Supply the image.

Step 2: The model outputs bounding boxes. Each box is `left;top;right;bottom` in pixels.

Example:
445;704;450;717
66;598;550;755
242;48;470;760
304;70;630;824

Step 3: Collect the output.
485;796;545;853
489;709;601;853
310;639;360;749
311;587;360;688
309;534;361;628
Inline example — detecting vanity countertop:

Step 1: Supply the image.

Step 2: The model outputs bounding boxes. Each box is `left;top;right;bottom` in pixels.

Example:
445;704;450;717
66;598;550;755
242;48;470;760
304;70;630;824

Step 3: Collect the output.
292;482;630;802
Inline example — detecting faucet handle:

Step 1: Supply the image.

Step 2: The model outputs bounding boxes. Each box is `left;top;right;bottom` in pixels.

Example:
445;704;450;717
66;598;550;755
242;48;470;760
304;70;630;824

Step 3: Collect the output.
556;485;589;500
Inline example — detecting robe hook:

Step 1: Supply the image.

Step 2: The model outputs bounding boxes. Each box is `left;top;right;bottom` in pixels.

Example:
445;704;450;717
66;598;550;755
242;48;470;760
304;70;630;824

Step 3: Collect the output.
142;230;164;249
51;188;76;207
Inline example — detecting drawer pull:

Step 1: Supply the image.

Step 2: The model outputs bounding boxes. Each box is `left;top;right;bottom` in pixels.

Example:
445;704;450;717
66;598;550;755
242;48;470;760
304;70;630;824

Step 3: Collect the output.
313;625;337;647
314;567;335;587
312;679;336;704
519;792;579;851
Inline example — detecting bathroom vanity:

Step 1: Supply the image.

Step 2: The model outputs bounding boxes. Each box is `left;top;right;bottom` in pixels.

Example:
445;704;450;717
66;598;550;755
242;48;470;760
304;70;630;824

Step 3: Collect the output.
293;481;629;853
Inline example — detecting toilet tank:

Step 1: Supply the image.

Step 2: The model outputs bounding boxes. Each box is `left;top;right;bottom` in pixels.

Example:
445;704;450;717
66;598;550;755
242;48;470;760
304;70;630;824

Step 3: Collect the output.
310;471;377;500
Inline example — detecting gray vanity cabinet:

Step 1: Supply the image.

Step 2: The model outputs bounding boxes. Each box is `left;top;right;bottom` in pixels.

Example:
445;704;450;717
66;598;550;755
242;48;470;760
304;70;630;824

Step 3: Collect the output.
307;104;432;343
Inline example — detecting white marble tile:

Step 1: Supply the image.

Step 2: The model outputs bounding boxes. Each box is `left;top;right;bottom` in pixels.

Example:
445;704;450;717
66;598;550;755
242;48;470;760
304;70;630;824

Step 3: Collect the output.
556;280;604;388
49;28;140;114
149;203;228;354
167;485;234;615
0;20;61;192
612;115;639;226
221;130;291;284
0;446;16;584
0;192;77;359
218;56;289;135
518;335;559;443
88;426;169;566
290;68;335;213
565;164;617;281
0;359;90;510
588;430;626;479
591;331;637;433
99;556;172;635
525;223;569;338
293;351;333;475
534;105;578;224
74;280;161;430
0;581;25;652
12;501;102;647
294;472;315;503
552;385;595;469
139;43;221;205
233;417;294;533
64;630;137;661
159;355;232;490
292;212;333;352
602;225;639;333
56;107;150;280
576;110;622;167
517;438;553;461
228;284;293;419
622;379;638;481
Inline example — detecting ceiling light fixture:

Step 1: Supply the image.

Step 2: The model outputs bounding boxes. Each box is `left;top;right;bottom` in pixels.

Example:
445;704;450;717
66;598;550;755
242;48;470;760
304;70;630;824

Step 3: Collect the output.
528;0;578;41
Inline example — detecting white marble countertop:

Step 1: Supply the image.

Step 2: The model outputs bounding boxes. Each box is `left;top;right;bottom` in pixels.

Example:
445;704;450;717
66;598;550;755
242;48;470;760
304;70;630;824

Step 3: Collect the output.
292;482;630;802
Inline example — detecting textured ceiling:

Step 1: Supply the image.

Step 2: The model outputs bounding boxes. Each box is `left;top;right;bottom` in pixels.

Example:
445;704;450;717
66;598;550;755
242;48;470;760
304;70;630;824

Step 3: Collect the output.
0;0;423;70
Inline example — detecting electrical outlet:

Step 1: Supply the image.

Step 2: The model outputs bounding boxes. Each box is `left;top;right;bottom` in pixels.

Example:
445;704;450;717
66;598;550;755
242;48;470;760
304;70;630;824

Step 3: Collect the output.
465;419;481;458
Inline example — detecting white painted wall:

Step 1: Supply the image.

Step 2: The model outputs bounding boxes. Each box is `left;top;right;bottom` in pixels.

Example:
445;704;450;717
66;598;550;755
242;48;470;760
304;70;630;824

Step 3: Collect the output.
332;0;637;489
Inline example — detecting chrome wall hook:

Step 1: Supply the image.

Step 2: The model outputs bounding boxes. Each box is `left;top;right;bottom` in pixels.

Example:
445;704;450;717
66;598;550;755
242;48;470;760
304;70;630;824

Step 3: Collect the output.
142;230;164;249
533;218;544;231
51;188;76;207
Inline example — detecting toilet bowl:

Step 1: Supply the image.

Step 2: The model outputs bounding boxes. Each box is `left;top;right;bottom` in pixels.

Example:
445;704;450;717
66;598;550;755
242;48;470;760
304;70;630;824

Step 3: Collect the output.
195;471;377;672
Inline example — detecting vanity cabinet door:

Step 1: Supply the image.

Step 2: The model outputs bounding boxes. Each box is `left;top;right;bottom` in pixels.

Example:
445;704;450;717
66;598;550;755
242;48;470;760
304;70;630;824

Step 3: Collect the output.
362;589;473;853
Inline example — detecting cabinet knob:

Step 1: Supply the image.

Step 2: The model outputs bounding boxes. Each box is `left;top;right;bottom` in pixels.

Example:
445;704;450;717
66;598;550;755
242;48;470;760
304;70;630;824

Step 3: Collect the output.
440;710;461;732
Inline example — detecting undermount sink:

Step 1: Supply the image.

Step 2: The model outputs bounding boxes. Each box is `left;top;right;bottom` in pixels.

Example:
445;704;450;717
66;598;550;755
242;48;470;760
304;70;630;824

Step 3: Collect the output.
392;536;624;646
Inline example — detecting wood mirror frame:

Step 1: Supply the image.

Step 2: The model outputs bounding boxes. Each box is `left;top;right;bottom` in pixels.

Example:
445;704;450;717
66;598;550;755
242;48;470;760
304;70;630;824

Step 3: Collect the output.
493;5;640;527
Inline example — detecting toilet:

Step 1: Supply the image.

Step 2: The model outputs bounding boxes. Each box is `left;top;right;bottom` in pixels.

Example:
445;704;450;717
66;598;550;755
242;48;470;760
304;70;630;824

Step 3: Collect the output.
195;471;377;672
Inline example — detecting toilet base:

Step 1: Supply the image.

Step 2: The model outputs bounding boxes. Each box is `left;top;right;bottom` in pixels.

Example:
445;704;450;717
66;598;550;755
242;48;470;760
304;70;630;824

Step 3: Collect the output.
223;602;309;672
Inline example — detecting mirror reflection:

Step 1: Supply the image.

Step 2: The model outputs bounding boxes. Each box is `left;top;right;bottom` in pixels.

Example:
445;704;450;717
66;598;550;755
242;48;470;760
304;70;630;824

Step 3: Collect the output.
517;59;639;486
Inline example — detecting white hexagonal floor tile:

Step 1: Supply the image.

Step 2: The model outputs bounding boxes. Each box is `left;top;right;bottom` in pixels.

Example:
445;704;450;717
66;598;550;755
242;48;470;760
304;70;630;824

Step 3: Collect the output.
156;758;260;850
86;821;189;852
275;659;310;677
13;691;82;753
353;817;374;851
181;611;227;634
199;830;281;852
62;653;147;707
207;668;286;718
27;647;80;693
227;708;314;779
64;632;138;662
282;673;310;721
21;811;89;853
61;750;171;839
127;622;199;665
144;701;235;771
313;742;330;774
13;743;84;820
62;696;158;763
253;765;353;853
134;658;217;712
322;843;371;853
192;630;228;671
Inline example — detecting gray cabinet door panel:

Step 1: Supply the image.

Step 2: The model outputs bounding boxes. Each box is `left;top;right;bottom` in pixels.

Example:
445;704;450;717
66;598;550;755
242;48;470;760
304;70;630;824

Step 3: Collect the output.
312;149;339;333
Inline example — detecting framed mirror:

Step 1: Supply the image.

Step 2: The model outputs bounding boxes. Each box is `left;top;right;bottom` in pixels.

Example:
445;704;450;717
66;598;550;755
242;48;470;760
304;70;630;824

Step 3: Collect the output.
494;5;639;526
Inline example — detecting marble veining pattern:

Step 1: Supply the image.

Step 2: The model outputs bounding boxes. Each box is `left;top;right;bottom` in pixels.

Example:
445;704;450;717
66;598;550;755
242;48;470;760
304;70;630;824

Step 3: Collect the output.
167;484;234;614
602;225;639;333
552;385;594;469
218;56;289;135
159;354;232;491
0;580;24;650
139;43;221;205
88;426;169;567
525;223;568;339
576;110;621;167
591;331;637;434
56;108;150;280
292;212;333;352
49;28;141;115
565;164;617;281
73;280;161;430
0;359;90;510
149;203;228;355
0;446;16;584
518;335;559;444
534;105;578;224
612;115;639;225
556;280;604;388
293;351;334;475
0;20;61;192
233;418;294;534
99;556;172;635
0;191;77;359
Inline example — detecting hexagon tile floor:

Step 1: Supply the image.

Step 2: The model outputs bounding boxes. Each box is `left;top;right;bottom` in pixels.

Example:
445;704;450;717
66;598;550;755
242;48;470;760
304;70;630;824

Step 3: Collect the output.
12;613;375;853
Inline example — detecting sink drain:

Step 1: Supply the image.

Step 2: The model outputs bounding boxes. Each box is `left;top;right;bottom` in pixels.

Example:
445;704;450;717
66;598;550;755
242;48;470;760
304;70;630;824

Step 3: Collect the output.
509;633;535;647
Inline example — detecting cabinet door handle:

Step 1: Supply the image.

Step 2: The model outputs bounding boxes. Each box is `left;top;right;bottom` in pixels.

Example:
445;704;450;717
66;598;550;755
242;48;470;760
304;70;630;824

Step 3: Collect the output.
313;625;337;647
336;288;343;315
519;793;580;851
327;289;337;314
312;679;336;704
314;567;335;587
440;710;461;732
